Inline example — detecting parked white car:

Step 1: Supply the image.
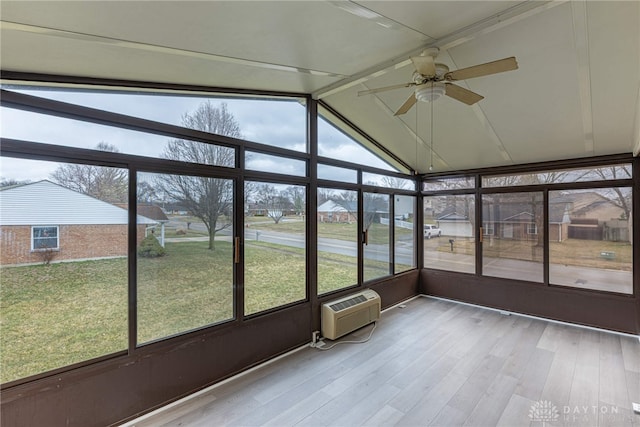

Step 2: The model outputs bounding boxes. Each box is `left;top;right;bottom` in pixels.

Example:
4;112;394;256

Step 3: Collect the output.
424;224;442;239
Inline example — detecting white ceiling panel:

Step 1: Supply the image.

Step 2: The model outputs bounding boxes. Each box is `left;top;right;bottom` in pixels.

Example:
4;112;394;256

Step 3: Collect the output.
359;1;523;39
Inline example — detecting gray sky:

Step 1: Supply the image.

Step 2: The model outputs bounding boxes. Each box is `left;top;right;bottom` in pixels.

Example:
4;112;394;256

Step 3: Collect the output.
0;88;395;183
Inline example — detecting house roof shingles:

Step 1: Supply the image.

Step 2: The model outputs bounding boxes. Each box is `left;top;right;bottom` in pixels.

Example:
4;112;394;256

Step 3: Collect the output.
0;180;156;226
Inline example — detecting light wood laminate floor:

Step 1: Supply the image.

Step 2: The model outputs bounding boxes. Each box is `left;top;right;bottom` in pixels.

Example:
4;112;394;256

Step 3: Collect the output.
128;297;640;427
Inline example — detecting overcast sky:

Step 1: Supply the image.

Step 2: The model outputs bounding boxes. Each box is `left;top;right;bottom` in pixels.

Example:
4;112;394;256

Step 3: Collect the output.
1;87;393;183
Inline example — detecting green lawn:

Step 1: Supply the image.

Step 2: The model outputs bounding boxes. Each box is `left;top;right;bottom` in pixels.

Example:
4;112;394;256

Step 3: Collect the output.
426;237;632;270
0;234;411;383
1;258;129;383
137;241;234;343
1;240;301;383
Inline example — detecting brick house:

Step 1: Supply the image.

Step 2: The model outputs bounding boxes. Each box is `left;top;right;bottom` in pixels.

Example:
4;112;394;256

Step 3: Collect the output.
317;200;356;223
0;180;156;265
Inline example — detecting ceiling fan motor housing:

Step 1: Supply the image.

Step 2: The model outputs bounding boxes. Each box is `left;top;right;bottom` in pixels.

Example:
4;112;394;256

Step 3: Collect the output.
415;82;446;102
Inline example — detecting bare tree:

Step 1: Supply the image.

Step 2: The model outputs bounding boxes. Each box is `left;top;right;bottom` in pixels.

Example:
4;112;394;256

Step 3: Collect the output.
333;190;358;224
137;181;159;203
317;188;333;206
156;101;240;250
0;178;30;188
258;184;292;224
50;142;127;203
381;175;412;190
285;186;305;216
363;192;388;232
156;174;232;249
594;166;632;221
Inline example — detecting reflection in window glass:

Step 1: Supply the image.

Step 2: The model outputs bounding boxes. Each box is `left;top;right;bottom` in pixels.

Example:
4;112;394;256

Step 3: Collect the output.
317;164;357;183
244;181;306;314
317;188;358;294
245;151;306;176
394;195;415;273
0;157;128;383
32;226;59;250
1;107;235;167
363;192;391;281
482;164;632;188
137;172;234;344
363;172;415;190
482;192;544;282
423;176;475;191
549;188;632;294
6;87;307;152
424;195;475;274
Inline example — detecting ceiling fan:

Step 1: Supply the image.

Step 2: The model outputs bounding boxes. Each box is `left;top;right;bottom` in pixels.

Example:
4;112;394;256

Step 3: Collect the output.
357;48;518;116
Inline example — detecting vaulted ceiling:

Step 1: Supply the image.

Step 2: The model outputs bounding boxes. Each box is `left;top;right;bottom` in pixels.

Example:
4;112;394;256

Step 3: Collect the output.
1;1;638;173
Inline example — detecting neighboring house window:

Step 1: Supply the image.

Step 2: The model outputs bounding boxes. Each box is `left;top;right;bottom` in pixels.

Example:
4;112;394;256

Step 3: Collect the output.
483;223;494;236
527;223;538;235
32;226;59;250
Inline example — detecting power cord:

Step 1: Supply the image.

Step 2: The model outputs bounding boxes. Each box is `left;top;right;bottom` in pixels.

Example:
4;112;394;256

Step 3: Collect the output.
314;322;377;351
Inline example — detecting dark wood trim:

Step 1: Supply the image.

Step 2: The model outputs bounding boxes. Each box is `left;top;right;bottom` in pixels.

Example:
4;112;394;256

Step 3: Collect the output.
368;270;420;309
308;99;320;333
0;138;242;181
420;269;638;334
1;304;312;427
633;156;640;332
420;152;634;180
128;167;138;352
1;71;307;99
317;155;415;180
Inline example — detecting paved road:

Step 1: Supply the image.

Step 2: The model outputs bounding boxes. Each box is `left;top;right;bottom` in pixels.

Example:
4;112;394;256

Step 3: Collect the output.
167;219;631;293
167;219;413;264
244;228;414;265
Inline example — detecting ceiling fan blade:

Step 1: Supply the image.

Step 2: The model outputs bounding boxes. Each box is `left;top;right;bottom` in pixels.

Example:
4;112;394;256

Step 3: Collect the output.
445;57;518;81
357;82;415;96
394;93;418;116
411;55;436;77
445;84;484;105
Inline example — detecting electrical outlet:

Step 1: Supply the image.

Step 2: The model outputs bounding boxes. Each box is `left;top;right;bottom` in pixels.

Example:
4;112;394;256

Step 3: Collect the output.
311;331;320;345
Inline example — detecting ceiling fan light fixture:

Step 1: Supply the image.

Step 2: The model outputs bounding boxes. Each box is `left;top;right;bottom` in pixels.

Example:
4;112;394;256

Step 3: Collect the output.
415;83;446;102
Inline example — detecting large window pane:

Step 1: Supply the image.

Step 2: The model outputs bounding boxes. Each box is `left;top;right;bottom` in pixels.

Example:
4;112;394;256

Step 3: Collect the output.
483;164;632;187
317;164;357;183
1;107;235;167
363;172;415;190
318;107;403;172
424;194;475;274
482;192;544;282
363;192;391;281
137;172;234;344
549;188;632;294
394;195;415;273
244;182;306;314
423;176;475;191
317;188;358;294
245;151;306;176
0;157;128;383
6;87;307;152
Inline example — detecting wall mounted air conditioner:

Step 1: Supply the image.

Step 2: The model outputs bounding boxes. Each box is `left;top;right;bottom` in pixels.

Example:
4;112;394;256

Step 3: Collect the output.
321;289;381;340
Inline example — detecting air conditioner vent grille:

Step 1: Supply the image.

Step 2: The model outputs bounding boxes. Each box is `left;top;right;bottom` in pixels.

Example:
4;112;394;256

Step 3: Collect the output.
322;290;381;340
329;295;367;311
